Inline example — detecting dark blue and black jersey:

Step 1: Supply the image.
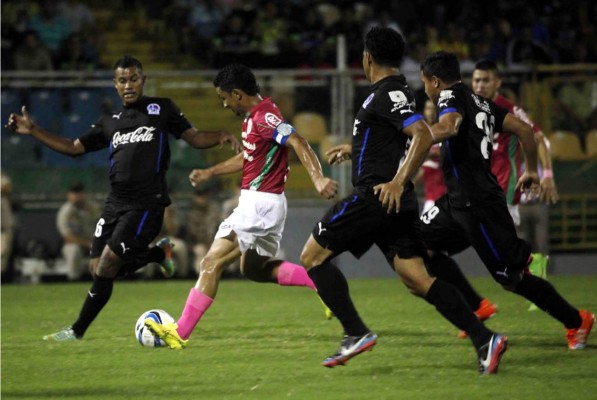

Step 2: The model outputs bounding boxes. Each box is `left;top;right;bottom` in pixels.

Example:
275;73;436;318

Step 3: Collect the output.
351;75;422;210
436;83;509;207
78;96;191;208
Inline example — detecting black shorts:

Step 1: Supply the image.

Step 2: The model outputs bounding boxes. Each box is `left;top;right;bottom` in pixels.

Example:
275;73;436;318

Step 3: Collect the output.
312;192;427;267
420;195;531;281
91;199;164;271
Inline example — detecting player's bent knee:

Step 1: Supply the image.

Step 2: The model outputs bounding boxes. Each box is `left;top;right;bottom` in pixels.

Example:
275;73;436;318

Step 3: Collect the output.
496;270;524;291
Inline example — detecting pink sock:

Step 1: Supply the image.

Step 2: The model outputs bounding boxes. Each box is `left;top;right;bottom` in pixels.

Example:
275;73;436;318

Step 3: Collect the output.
176;288;213;339
277;261;316;291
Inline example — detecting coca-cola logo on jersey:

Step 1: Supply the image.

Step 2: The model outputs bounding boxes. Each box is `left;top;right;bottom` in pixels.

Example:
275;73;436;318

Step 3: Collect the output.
112;126;156;148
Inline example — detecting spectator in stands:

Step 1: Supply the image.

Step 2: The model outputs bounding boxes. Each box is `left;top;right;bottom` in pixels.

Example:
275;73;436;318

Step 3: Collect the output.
506;25;553;69
56;32;99;70
185;187;221;276
56;182;99;281
28;0;72;62
253;1;286;68
212;13;258;67
58;0;94;34
325;3;365;68
1;172;15;276
13;30;53;70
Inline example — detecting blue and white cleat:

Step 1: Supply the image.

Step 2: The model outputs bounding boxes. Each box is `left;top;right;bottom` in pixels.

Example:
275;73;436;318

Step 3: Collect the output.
477;334;508;375
322;331;378;368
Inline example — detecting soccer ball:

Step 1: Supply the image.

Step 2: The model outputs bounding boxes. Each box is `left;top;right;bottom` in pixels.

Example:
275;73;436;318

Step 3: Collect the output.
134;309;175;347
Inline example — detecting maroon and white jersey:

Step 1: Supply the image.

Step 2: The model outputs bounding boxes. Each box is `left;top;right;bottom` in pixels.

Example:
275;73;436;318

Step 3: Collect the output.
240;97;290;194
492;94;540;205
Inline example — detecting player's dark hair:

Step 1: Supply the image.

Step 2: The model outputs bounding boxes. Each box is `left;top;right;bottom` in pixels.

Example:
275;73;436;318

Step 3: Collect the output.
113;55;143;71
474;59;500;77
420;51;461;83
213;63;260;95
364;26;405;68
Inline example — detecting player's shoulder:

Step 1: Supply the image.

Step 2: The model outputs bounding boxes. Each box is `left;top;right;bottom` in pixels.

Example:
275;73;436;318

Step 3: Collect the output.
494;94;515;110
375;75;412;95
252;98;284;129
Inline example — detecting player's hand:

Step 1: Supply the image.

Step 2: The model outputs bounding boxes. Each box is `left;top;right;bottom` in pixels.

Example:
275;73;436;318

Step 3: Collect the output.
189;168;213;187
373;180;404;214
515;171;540;200
325;144;352;165
5;106;34;135
219;131;242;153
314;177;338;200
539;176;559;204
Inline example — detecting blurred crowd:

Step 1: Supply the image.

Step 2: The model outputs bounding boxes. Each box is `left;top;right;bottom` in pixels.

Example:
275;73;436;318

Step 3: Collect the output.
2;0;597;72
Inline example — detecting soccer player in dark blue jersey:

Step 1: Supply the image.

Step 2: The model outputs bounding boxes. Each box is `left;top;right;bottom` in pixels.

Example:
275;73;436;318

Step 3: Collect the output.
300;27;507;374
419;51;594;352
6;56;241;342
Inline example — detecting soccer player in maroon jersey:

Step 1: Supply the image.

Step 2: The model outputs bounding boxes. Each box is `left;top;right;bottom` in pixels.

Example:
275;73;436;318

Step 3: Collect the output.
145;63;338;349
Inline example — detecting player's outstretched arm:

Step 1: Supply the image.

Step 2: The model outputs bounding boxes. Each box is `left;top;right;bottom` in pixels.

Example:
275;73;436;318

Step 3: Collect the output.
535;130;559;204
182;128;242;153
188;152;244;187
286;134;337;200
5;106;85;156
503;113;540;194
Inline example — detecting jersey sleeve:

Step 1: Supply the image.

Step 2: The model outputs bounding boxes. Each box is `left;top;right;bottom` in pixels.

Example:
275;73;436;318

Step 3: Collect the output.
437;89;464;118
512;105;540;133
78;116;110;152
375;85;423;131
166;99;193;139
256;109;294;146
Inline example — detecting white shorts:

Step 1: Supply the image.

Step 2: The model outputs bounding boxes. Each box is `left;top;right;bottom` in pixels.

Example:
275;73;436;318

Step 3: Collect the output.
508;204;520;226
215;189;287;257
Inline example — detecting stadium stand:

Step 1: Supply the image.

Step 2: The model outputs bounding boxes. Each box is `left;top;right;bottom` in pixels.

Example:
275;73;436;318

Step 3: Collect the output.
549;130;588;161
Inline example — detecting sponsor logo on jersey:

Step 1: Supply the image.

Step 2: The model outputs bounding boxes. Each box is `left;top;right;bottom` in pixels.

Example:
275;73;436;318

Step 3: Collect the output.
147;103;161;115
362;93;374;109
112;126;156;148
112;112;122;119
471;94;491;113
438;90;455;108
264;112;282;128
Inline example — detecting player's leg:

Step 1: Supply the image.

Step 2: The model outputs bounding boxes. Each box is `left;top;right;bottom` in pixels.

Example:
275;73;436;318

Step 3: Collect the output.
145;235;240;349
421;199;498;336
466;202;594;350
301;234;376;367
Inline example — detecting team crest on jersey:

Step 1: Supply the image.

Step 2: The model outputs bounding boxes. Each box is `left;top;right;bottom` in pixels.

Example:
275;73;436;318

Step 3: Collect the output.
438;90;455;108
362;93;374;109
471;94;491;113
147;103;160;115
264;112;282;128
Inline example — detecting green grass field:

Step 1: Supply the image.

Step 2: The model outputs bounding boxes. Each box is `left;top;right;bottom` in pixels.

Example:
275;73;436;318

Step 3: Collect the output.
2;276;596;400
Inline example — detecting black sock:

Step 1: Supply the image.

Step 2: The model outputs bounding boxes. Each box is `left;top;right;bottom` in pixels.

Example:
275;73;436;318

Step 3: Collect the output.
147;246;165;263
308;262;369;336
426;279;493;349
427;253;483;310
121;247;164;276
71;276;114;338
514;274;582;329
